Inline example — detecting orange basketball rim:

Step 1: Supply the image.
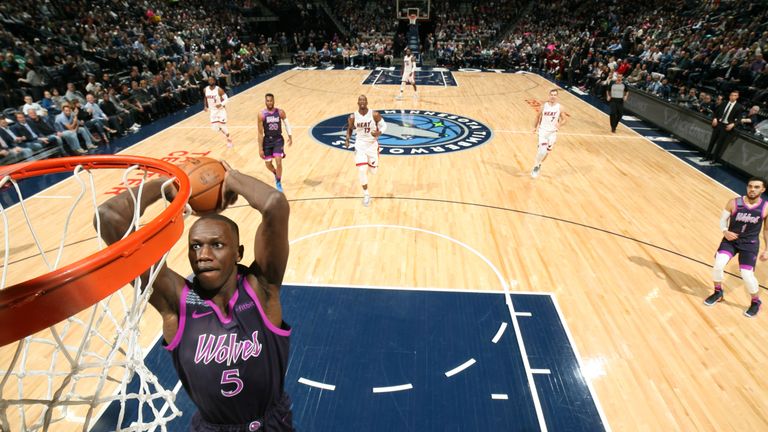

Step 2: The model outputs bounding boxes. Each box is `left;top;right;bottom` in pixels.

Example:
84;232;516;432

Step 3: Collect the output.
0;156;191;346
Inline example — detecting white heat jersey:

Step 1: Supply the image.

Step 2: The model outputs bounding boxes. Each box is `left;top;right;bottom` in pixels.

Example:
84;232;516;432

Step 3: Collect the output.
403;55;414;74
205;86;225;109
538;102;561;132
402;55;415;83
353;109;377;147
205;85;227;125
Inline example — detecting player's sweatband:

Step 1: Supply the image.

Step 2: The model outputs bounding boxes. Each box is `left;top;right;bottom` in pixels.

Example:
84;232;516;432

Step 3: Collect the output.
720;210;730;232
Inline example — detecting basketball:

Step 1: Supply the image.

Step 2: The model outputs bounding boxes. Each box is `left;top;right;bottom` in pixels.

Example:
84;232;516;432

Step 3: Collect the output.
176;157;227;214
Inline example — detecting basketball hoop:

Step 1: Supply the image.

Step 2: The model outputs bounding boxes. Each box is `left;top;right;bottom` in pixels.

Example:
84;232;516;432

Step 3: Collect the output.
0;155;190;431
408;13;418;25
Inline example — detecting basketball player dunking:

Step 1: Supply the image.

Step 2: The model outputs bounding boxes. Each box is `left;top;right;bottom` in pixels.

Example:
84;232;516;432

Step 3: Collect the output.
257;93;293;193
204;76;233;148
704;177;768;317
531;88;567;178
97;162;294;431
345;94;387;206
396;48;418;100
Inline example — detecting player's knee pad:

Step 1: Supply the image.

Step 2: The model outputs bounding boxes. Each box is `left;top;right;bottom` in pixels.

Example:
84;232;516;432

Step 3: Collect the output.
740;268;759;294
358;165;368;185
712;253;731;281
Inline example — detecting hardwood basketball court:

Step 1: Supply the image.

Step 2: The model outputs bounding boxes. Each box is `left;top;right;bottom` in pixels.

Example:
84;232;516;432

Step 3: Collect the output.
1;69;766;431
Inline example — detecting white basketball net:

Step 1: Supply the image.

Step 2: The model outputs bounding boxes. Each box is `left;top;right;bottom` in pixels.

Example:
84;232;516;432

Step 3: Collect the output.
0;164;188;431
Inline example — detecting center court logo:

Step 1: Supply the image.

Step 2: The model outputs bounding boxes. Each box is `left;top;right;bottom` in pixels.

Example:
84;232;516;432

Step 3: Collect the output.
310;110;493;155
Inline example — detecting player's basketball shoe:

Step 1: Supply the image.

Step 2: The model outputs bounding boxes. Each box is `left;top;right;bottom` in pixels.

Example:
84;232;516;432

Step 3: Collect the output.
395;93;404;100
226;139;233;149
531;164;541;178
363;194;371;207
744;299;761;317
704;289;724;306
275;179;283;193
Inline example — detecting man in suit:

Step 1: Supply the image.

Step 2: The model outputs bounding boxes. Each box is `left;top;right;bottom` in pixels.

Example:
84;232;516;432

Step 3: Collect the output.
12;112;64;156
27;109;87;154
704;90;745;164
0;117;43;153
0;134;32;164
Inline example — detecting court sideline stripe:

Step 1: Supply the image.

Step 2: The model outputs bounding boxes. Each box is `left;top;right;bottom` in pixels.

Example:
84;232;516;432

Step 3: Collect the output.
550;295;612;431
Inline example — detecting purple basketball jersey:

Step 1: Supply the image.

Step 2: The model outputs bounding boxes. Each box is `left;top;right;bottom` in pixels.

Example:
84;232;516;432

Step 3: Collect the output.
728;197;767;248
262;108;282;138
165;269;291;426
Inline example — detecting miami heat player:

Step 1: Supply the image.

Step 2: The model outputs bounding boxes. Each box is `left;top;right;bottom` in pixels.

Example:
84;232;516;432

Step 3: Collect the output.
531;88;567;178
204;76;233;148
345;95;387;206
397;48;418;100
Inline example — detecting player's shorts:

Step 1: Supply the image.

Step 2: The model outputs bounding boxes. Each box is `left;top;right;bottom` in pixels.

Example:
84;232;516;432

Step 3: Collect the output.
262;135;285;161
538;129;557;151
717;239;760;270
401;71;415;84
209;108;227;130
354;140;379;169
189;392;293;431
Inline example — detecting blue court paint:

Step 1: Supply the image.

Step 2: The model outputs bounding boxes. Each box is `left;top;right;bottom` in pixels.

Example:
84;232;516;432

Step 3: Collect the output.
96;286;606;431
362;68;457;86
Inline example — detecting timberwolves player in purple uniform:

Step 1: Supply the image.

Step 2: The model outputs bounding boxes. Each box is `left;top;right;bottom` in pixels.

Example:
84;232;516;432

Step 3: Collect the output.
705;177;768;317
258;93;293;193
97;161;293;431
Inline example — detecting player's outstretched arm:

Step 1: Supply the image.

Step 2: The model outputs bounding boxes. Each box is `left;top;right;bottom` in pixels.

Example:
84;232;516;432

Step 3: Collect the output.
762;203;768;261
722;198;738;241
533;109;542;132
217;87;228;109
257;112;266;158
94;178;185;316
344;114;354;148
280;109;293;146
222;167;290;286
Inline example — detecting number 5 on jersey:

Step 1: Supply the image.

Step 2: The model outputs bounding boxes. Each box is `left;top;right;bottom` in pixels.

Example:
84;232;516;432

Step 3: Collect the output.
220;369;244;397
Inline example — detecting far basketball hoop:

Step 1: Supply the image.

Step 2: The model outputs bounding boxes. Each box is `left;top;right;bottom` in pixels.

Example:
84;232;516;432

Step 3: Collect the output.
397;0;430;21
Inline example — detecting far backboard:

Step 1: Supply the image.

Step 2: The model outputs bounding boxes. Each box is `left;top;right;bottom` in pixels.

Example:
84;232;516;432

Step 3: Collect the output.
396;0;430;20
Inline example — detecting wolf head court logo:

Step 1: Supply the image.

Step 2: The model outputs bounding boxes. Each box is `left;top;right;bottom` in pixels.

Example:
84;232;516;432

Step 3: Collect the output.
311;110;493;156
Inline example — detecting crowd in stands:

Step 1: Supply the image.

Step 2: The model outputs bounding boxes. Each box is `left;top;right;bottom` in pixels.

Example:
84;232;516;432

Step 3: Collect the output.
287;1;396;68
495;0;768;136
1;0;275;164
4;0;768;164
429;0;524;68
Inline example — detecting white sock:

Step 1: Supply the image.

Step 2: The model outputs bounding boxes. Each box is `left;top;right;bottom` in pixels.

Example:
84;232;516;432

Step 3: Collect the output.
534;145;548;165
